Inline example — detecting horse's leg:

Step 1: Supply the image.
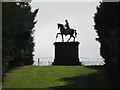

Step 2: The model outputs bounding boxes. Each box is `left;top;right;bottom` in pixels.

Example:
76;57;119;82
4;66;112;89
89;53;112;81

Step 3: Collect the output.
55;33;59;41
61;34;64;42
67;35;71;42
71;31;75;42
73;36;75;42
74;36;75;42
56;33;61;41
56;33;59;39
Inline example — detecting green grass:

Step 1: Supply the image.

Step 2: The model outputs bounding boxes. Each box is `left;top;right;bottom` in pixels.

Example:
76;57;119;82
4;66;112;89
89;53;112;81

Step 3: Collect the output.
2;66;112;88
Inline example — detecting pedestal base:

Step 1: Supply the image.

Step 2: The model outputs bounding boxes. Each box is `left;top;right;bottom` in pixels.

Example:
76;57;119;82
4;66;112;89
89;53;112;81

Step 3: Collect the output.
52;42;81;65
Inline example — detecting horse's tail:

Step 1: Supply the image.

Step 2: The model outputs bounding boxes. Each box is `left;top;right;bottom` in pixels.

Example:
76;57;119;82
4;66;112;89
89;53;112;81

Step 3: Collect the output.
74;30;77;38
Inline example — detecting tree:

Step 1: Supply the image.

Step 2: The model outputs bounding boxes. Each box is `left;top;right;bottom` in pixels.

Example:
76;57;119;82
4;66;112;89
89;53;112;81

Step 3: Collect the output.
94;2;120;80
2;2;38;73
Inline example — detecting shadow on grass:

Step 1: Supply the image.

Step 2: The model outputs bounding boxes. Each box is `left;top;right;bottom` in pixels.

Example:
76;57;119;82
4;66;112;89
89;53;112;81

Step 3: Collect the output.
85;66;106;70
49;67;113;88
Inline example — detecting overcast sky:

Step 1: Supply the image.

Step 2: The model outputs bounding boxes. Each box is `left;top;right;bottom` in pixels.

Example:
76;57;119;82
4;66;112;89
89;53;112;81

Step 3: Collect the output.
30;1;103;59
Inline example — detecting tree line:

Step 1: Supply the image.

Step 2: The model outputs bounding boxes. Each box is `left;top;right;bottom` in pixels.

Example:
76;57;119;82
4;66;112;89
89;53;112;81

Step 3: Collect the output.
2;2;38;74
94;2;120;87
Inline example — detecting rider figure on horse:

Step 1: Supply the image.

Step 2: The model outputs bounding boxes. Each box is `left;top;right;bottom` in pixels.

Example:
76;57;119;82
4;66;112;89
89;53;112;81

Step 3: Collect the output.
65;19;70;30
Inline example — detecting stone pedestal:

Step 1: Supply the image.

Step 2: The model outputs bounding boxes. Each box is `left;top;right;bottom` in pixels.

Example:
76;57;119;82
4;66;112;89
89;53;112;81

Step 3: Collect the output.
52;42;81;65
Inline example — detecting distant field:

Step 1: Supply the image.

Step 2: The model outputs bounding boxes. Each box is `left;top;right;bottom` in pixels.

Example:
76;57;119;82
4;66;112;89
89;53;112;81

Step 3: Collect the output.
2;66;112;88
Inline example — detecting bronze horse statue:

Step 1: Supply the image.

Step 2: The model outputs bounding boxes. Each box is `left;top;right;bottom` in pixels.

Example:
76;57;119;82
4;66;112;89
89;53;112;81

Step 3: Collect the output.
56;23;77;42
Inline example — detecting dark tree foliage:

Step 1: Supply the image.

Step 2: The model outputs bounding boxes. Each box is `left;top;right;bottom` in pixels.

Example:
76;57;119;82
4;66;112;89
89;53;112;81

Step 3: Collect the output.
2;2;38;73
94;2;120;80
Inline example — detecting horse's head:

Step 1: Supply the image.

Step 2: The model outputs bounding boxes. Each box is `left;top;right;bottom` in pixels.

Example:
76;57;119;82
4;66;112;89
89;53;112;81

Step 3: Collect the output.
57;23;64;29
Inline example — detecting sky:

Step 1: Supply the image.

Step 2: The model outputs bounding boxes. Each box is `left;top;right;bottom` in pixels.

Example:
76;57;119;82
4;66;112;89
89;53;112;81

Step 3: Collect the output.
30;0;103;60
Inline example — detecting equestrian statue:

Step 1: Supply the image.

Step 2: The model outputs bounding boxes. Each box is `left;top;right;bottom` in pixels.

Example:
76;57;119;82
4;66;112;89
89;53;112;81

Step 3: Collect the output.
56;20;77;42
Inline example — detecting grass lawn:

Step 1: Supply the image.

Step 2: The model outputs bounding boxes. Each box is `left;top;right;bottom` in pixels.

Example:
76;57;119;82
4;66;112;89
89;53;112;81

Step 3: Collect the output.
2;65;112;88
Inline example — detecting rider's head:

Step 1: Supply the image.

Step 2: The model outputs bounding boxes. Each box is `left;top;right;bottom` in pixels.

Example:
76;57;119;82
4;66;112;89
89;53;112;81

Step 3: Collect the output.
65;19;68;22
